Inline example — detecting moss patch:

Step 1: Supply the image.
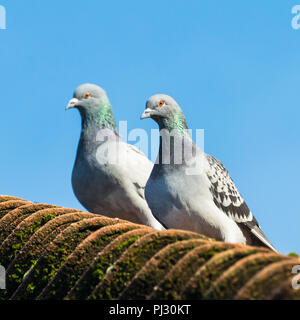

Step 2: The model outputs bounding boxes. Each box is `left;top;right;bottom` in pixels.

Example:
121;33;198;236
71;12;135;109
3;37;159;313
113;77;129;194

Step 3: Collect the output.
1;212;93;300
37;223;141;300
65;228;152;300
0;203;55;245
149;242;234;300
204;252;287;299
288;252;299;258
0;208;77;268
181;247;267;299
10;216;116;300
88;230;204;300
120;239;207;300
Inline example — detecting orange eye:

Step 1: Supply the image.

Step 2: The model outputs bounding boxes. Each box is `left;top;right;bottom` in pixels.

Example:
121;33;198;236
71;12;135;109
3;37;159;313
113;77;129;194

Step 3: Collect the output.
84;92;91;99
158;100;165;107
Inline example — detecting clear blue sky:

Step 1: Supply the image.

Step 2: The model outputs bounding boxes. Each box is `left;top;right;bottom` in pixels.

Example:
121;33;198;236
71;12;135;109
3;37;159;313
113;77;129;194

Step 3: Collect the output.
0;0;299;254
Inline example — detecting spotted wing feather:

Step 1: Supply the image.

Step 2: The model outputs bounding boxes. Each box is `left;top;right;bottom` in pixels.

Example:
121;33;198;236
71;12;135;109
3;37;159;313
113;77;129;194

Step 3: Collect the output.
206;155;276;251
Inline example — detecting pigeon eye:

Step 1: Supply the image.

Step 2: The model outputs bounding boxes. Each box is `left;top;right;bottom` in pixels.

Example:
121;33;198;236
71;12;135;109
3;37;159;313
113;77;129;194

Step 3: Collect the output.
158;100;165;107
84;92;91;99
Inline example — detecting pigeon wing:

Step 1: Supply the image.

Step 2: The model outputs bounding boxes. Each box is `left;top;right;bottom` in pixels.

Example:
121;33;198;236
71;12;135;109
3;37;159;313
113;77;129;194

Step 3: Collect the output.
124;144;153;199
206;155;277;252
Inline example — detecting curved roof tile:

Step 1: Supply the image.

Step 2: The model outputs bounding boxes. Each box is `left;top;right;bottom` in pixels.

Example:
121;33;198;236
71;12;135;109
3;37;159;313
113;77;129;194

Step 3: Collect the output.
0;195;299;300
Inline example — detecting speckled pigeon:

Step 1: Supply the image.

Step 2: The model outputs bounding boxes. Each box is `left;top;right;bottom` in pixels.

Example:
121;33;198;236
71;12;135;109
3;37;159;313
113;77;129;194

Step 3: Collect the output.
141;94;276;251
66;84;164;230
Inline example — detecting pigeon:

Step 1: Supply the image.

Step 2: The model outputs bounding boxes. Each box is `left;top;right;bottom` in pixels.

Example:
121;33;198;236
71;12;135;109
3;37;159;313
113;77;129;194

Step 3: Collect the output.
140;94;276;251
66;84;164;230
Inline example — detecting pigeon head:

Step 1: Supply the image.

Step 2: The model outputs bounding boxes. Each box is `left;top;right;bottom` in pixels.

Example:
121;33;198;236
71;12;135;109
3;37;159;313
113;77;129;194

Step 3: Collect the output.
66;83;108;112
141;94;188;132
66;83;117;130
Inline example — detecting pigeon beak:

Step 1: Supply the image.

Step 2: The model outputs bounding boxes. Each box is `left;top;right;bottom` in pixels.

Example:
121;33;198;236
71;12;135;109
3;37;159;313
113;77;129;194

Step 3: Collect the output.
140;108;152;119
66;98;79;110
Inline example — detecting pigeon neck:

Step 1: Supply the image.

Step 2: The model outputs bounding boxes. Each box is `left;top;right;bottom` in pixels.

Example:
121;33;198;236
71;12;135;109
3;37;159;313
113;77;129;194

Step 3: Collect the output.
80;103;118;134
78;102;120;149
157;123;197;167
157;112;189;135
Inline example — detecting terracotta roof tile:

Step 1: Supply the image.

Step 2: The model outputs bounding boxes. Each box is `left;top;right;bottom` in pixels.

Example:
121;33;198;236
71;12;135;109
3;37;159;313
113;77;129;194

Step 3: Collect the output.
149;242;237;299
11;216;126;300
236;259;300;299
0;196;23;203
120;239;208;300
204;252;288;299
65;227;152;300
38;222;144;300
268;278;300;300
181;246;269;299
0;200;30;220
3;212;96;299
88;230;205;300
0;203;55;245
0;195;299;300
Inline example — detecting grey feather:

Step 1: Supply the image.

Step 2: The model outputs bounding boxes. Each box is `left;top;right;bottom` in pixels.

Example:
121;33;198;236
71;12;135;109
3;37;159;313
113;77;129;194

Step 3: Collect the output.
141;94;276;250
67;84;164;230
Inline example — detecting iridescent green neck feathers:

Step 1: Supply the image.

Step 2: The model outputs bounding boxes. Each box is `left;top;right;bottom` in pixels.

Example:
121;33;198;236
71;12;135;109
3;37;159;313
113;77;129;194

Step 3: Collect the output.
159;111;189;135
81;97;117;132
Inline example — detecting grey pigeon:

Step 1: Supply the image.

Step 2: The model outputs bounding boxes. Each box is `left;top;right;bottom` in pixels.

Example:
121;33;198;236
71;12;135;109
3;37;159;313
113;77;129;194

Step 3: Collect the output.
66;84;164;230
141;94;276;251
